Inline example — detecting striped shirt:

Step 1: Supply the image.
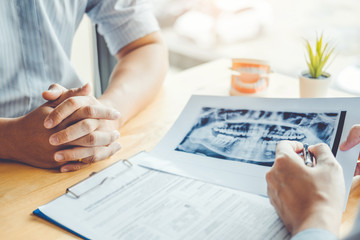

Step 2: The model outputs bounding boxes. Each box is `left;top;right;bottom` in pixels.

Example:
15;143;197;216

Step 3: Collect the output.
0;0;159;118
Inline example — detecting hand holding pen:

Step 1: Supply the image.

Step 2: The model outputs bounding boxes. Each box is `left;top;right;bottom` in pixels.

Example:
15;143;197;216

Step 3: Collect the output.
267;141;345;236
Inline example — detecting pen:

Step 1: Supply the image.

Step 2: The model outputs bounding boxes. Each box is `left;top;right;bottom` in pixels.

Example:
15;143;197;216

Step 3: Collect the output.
302;144;315;167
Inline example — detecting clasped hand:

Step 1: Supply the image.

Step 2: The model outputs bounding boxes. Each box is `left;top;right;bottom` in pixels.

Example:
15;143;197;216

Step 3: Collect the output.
13;84;121;172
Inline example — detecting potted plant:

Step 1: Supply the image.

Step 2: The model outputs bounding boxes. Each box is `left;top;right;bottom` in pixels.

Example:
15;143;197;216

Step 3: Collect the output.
299;34;335;98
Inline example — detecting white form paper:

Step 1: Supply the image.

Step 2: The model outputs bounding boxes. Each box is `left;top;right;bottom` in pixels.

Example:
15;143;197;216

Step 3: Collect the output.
38;160;290;240
138;96;360;205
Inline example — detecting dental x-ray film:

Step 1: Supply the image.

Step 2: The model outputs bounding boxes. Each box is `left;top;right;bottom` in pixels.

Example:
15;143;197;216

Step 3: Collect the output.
141;95;360;198
175;108;345;166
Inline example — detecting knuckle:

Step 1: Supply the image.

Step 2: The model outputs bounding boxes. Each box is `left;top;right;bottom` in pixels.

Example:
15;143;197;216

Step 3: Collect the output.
265;171;273;184
275;153;289;167
313;143;331;155
63;151;76;161
81;120;94;132
68;97;79;108
85;106;95;117
72;165;82;171
280;140;291;145
69;87;77;93
87;155;97;164
105;149;114;159
105;109;112;119
51;109;64;122
276;140;291;149
327;159;341;170
48;83;59;89
316;142;329;149
88;95;96;102
88;133;97;145
68;87;80;97
335;161;342;171
59;129;70;142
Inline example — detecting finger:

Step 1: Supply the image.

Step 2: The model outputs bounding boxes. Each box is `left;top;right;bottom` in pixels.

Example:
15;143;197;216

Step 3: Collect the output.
42;84;67;101
308;143;336;166
276;140;304;155
275;140;304;166
57;83;91;103
54;142;122;163
60;162;90;173
45;95;96;129
62;105;121;127
50;119;99;146
44;83;91;105
57;84;92;106
68;130;120;147
80;141;122;164
340;125;360;151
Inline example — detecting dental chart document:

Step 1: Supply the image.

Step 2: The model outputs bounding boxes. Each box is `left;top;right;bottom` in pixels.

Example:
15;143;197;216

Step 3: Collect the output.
138;95;360;203
34;157;290;240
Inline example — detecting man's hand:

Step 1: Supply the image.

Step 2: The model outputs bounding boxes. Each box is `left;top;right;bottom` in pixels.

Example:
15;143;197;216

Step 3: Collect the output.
340;124;360;151
8;104;65;169
3;84;96;170
340;124;360;175
42;84;122;172
266;141;345;236
3;83;121;172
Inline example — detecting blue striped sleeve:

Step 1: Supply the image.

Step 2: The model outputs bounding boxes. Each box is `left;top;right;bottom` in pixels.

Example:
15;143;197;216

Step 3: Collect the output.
291;229;338;240
86;0;159;55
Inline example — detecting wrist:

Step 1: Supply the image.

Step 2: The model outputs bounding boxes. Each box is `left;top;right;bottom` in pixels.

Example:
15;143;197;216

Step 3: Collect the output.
293;206;342;237
0;117;21;160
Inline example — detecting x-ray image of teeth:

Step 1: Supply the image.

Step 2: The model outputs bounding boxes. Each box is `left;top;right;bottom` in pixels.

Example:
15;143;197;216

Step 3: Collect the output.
175;108;341;166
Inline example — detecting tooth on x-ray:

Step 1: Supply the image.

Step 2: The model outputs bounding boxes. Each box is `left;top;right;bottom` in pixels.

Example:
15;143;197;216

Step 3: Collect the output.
175;108;339;166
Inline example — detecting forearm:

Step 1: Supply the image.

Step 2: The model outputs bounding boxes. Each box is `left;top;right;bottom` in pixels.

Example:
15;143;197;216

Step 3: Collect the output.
98;33;168;127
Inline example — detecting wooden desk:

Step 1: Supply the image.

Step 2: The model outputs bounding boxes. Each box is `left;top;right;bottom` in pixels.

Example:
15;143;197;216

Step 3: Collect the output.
0;59;358;239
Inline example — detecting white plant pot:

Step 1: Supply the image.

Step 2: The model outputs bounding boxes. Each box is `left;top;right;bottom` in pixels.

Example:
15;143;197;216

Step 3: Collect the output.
299;71;332;98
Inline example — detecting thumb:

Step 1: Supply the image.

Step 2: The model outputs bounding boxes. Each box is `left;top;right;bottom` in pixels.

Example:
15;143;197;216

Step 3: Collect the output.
42;84;67;101
63;83;92;99
340;125;360;151
46;83;92;107
308;143;336;167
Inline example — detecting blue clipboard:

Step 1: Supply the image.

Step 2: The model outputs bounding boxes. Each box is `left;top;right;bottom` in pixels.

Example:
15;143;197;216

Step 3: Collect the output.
33;208;90;240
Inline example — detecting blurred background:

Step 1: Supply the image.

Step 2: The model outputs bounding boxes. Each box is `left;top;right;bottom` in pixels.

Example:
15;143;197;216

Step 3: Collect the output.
71;0;360;95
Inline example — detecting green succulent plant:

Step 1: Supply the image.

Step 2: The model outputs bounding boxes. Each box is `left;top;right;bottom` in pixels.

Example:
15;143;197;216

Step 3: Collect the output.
305;34;335;78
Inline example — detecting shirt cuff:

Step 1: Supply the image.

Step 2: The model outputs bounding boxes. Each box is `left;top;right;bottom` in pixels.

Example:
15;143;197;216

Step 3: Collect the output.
291;229;338;240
